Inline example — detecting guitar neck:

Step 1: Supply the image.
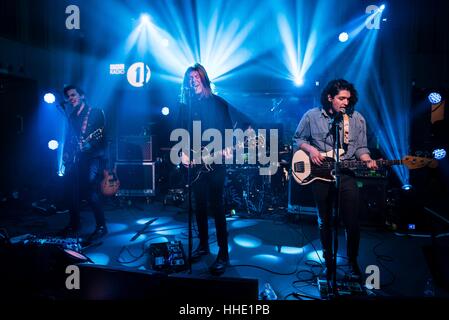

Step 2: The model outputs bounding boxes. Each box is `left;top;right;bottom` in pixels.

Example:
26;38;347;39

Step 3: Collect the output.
340;159;403;169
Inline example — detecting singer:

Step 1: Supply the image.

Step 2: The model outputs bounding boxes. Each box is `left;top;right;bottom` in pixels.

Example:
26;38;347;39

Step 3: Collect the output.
293;79;378;282
176;63;233;276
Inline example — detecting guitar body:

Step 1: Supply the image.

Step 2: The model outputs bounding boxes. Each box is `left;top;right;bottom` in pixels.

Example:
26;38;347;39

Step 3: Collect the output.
101;169;120;196
291;149;345;185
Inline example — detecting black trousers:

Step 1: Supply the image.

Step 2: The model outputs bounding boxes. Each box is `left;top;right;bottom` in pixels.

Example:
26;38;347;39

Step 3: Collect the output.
67;157;106;229
311;174;360;262
192;166;228;258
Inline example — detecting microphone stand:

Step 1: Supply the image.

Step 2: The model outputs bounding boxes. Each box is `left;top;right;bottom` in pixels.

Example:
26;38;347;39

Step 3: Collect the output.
186;88;193;274
330;112;343;297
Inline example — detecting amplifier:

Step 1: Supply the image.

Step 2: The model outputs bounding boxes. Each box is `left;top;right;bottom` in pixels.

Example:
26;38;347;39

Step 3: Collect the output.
115;162;156;197
287;175;317;215
116;135;152;162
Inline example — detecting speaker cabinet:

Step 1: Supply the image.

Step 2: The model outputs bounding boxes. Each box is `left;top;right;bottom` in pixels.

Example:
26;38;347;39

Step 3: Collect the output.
116;135;152;162
115;162;156;197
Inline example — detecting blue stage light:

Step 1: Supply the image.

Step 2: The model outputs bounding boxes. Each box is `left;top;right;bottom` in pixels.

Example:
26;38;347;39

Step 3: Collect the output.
428;92;442;104
139;14;151;25
48;140;59;150
379;4;386;12
338;32;349;42
294;76;304;86
161;107;170;116
433;148;446;160
402;184;412;191
44;93;55;104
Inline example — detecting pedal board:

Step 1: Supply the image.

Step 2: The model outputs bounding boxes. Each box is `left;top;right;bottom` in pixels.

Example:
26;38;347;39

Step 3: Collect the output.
317;278;366;299
148;240;187;273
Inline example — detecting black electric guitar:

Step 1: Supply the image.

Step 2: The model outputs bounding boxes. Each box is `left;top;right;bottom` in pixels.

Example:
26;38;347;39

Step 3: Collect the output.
63;128;104;172
291;149;438;185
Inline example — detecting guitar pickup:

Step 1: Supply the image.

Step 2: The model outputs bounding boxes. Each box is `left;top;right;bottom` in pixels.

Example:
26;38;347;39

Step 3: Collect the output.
293;162;305;173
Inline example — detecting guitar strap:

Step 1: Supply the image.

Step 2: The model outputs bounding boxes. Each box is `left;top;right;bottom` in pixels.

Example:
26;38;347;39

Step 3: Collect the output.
80;107;92;137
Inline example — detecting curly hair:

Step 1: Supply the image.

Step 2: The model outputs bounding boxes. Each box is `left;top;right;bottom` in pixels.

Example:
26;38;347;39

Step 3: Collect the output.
320;79;358;114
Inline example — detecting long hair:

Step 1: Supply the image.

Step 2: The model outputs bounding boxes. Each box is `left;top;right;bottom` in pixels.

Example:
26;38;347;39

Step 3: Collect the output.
180;63;212;104
320;79;358;115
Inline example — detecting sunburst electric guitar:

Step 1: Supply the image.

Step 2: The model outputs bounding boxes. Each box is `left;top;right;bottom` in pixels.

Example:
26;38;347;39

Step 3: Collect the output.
291;149;438;185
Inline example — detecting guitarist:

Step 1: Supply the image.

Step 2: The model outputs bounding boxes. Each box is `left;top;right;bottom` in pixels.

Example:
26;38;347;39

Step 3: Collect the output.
176;64;233;276
293;79;378;282
59;85;108;242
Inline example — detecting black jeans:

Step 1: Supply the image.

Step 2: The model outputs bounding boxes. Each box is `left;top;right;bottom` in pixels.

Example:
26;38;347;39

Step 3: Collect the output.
311;174;360;262
67;157;105;228
192;166;228;258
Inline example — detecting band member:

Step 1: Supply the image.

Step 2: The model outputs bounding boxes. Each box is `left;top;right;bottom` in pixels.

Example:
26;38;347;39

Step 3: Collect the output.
294;79;377;281
177;63;233;275
60;85;108;241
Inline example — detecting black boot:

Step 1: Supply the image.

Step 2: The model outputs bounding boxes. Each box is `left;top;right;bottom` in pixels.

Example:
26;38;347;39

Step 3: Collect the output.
209;249;229;276
87;225;108;242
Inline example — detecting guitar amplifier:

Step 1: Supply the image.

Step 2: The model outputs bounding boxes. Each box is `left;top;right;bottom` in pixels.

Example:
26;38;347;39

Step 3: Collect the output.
116;135;152;162
115;162;156;197
287;174;317;216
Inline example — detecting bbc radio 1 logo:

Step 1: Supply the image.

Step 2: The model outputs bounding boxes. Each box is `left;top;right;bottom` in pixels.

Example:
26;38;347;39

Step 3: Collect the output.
110;62;151;88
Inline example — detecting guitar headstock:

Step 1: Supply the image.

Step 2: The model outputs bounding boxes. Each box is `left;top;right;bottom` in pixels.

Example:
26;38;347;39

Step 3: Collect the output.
402;156;439;169
87;128;103;141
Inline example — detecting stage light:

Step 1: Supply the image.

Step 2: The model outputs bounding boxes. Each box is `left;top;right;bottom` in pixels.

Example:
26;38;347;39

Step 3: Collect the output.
294;76;304;86
161;107;170;116
139;13;150;25
48;140;59;150
44;93;55;104
428;92;442;104
315;81;320;86
338;32;349;42
379;4;386;12
433;148;446;160
402;184;412;191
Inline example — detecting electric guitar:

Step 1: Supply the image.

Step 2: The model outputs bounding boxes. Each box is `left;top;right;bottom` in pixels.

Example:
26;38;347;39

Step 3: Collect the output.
101;167;120;196
184;135;262;184
291;149;438;185
63;127;104;172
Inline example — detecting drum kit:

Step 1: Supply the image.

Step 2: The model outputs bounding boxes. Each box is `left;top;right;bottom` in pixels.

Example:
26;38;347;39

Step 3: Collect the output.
224;144;291;216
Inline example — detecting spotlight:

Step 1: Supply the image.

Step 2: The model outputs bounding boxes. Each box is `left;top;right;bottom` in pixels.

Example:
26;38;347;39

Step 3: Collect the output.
294;77;304;86
428;92;442;104
402;184;412;191
58;171;64;177
433;148;446;160
379;4;386;12
139;14;150;25
161;107;170;116
315;81;320;86
44;93;56;104
48;140;59;150
338;32;349;43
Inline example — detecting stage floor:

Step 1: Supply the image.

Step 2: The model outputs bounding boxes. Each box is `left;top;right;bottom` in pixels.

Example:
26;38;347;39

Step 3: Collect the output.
1;198;448;300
